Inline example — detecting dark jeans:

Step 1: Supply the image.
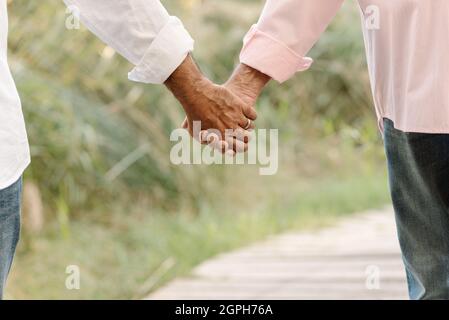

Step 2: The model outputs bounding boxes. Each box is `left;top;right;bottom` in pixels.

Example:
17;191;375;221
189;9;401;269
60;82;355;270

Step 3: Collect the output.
0;178;22;299
384;118;449;299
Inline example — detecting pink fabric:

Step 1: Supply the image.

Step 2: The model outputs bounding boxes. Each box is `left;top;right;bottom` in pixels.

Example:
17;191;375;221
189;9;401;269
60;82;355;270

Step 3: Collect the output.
240;0;449;134
241;26;313;83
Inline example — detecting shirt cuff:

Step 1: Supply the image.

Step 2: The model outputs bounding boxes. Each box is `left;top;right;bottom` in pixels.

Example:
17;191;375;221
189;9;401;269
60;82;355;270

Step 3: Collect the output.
239;25;313;83
128;16;194;84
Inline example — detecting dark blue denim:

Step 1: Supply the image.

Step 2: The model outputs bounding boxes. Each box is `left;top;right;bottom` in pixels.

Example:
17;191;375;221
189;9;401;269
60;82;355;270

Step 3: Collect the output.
0;177;22;299
384;118;449;299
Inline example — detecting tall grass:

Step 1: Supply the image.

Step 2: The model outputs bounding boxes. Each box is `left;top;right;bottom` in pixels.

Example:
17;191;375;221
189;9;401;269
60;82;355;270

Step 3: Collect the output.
8;0;382;224
5;0;391;299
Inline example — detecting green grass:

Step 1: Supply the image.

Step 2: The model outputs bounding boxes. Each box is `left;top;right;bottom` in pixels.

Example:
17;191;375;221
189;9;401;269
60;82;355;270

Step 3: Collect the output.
7;167;390;300
3;0;392;300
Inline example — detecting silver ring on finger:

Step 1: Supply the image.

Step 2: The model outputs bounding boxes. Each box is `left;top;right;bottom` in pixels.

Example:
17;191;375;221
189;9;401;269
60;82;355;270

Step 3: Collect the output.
244;119;251;130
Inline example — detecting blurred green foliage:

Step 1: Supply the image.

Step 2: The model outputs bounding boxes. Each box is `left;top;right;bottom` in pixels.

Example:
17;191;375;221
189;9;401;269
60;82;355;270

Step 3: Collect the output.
6;0;389;299
8;0;378;217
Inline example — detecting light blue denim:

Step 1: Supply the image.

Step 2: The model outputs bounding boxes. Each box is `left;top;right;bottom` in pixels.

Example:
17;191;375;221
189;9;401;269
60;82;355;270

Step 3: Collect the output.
0;177;22;299
384;118;449;300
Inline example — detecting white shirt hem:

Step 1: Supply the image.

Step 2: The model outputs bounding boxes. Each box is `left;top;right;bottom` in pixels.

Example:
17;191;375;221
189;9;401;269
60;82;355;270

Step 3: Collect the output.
0;155;30;190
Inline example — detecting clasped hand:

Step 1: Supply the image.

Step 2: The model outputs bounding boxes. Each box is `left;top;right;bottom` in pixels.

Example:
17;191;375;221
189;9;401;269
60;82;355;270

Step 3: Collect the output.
165;55;270;155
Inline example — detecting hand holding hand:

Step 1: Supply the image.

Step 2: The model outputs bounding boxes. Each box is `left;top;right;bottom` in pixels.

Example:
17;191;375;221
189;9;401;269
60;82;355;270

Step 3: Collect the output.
166;55;258;154
206;63;271;153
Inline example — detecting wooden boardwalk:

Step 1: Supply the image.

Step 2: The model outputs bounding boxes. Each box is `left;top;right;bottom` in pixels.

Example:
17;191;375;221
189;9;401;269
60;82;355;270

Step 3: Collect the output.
148;208;408;300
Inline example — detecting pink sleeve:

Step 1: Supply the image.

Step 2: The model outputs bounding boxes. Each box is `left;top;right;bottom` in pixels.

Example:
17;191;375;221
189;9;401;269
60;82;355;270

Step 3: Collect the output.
240;0;344;83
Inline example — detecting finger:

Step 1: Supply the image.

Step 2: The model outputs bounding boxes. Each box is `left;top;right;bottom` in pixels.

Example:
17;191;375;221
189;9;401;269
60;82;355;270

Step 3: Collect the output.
206;132;219;144
247;120;256;131
238;118;256;131
231;128;252;143
210;139;229;154
225;149;236;157
225;136;247;153
242;105;257;121
201;129;222;145
181;117;188;129
199;130;209;144
235;139;248;153
218;140;229;153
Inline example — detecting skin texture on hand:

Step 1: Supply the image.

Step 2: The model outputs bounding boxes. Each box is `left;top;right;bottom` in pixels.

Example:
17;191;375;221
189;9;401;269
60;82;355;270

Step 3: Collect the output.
217;63;271;153
165;55;270;154
166;55;257;153
225;63;271;107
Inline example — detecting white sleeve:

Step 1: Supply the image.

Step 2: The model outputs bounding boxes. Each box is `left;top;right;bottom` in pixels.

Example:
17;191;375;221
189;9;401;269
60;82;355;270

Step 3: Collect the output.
63;0;194;84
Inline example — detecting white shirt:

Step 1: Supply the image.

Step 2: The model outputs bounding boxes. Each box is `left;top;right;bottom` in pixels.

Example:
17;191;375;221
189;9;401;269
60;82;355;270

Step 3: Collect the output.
0;0;30;189
0;0;193;189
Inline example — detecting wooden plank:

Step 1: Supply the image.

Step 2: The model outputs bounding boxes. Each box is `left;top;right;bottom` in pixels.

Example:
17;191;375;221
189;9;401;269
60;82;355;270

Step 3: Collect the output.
147;208;408;300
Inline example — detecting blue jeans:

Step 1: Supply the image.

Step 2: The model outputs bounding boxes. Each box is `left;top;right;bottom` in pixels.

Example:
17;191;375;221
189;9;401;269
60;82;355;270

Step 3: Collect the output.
384;118;449;299
0;178;22;299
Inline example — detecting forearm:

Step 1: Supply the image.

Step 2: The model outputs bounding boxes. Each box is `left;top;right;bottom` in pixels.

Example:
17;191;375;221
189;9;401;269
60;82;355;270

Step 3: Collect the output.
164;54;207;107
63;0;194;84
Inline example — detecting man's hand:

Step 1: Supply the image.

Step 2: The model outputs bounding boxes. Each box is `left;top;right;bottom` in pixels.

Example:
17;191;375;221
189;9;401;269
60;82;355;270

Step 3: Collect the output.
165;55;259;154
214;63;270;153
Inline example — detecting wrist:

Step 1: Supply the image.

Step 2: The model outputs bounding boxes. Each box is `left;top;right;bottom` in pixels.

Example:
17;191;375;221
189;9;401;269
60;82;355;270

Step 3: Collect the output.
234;64;270;92
165;54;206;103
226;63;270;105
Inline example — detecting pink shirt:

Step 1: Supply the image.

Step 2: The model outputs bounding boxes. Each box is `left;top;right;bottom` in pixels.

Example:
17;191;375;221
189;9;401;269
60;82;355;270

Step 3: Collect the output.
240;0;449;133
